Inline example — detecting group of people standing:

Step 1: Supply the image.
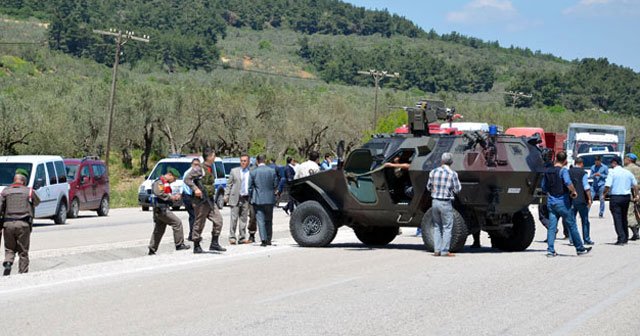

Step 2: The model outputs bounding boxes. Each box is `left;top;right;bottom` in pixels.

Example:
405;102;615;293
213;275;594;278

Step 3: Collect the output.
540;151;640;257
148;149;282;255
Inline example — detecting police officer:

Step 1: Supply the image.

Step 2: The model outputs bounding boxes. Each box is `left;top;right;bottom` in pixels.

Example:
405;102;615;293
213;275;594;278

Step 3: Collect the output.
184;148;226;253
148;167;190;255
1;168;40;275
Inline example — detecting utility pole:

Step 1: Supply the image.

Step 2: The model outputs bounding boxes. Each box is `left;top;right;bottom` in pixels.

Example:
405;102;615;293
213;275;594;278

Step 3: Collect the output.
358;69;400;129
504;91;532;110
93;28;150;173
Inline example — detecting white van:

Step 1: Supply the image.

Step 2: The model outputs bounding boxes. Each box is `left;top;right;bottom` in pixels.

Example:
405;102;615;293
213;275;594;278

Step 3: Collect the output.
138;155;227;211
0;155;70;224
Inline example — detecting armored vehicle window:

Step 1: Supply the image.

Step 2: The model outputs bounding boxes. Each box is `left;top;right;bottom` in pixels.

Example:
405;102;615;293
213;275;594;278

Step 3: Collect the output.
344;149;377;204
384;149;416;204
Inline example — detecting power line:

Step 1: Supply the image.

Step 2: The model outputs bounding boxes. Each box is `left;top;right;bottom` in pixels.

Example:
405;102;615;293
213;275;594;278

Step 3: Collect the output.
93;28;150;174
357;69;400;129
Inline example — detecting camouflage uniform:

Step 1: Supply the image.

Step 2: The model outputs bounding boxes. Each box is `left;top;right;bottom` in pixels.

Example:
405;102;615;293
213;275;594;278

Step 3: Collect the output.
184;164;224;245
149;179;186;253
625;163;640;235
0;184;40;274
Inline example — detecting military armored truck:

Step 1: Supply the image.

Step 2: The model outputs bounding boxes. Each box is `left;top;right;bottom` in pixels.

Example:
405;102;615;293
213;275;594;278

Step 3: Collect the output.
288;100;545;252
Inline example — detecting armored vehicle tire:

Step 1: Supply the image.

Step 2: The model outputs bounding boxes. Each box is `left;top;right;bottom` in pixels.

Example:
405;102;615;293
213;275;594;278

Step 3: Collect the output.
420;208;468;253
490;209;535;252
354;226;398;246
290;201;337;247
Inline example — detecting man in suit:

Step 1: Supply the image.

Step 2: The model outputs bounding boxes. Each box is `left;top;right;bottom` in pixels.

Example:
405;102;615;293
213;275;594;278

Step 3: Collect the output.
224;154;251;245
283;157;297;215
249;155;279;247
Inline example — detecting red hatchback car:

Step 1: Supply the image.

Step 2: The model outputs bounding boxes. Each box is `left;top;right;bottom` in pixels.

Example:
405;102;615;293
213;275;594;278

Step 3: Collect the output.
64;157;110;218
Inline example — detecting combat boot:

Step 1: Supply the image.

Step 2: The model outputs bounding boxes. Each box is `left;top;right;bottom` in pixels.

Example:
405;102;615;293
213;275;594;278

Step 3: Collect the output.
193;241;204;254
631;227;639;241
209;235;227;252
249;233;256;243
176;243;190;251
3;262;12;276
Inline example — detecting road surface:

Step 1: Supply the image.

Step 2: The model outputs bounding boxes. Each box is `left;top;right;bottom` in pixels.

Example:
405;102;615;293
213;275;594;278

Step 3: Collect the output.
0;204;639;335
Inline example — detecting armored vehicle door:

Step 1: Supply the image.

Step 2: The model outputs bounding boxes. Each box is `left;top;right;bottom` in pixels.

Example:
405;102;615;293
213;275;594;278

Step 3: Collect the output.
343;149;377;204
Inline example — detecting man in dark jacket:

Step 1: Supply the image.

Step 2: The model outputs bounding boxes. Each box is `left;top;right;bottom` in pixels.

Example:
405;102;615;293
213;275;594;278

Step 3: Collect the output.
283;157;296;215
569;158;593;245
249;155;279;246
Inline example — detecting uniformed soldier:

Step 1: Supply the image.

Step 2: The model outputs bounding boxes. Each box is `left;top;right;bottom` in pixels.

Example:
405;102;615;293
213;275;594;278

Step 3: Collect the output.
184;148;226;253
148;167;190;255
1;168;40;275
624;153;640;240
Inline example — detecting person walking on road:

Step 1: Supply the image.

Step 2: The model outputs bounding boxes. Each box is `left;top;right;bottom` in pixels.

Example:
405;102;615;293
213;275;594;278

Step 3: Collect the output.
0;168;40;275
542;151;592;257
283;157;297;215
185;148;226;254
569;157;594;245
182;158;200;241
225;154;251;245
624;153;640;241
604;156;639;245
148;168;190;255
426;153;462;257
590;156;609;218
249;155;279;247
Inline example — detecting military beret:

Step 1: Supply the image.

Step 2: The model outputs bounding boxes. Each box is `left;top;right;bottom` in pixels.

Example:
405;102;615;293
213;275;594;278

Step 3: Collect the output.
626;153;638;161
166;167;181;178
15;168;29;179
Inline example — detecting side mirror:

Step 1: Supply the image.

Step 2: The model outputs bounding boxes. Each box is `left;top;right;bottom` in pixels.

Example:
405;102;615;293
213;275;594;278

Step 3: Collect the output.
34;178;44;190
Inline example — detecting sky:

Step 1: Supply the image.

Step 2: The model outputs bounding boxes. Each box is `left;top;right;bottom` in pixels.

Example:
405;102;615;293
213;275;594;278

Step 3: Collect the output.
344;0;640;72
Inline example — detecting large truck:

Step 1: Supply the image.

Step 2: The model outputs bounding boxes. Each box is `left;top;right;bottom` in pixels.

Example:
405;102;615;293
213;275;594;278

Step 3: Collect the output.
566;123;626;166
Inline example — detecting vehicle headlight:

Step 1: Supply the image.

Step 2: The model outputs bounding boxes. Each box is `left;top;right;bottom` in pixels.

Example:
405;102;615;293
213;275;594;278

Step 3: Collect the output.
139;185;146;193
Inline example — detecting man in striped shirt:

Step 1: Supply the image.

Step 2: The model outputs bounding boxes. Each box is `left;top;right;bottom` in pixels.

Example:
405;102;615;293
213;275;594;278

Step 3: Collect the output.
427;153;462;257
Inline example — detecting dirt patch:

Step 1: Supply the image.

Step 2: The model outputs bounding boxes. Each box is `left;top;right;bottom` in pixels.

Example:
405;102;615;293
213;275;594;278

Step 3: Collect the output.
297;70;315;79
242;56;253;69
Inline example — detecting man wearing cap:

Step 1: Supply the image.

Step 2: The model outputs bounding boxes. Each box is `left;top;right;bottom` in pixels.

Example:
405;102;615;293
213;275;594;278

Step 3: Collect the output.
427;152;462;257
184;148;226;253
624;153;640;240
148;167;190;255
0;168;40;275
589;156;609;218
604;156;639;245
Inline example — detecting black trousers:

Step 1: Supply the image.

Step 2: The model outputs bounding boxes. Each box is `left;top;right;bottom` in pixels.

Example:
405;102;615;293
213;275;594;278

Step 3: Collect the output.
610;195;631;243
182;193;195;239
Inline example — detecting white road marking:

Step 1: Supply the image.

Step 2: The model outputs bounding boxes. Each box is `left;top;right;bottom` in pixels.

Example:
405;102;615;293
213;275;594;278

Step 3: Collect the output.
256;277;361;304
552;277;640;336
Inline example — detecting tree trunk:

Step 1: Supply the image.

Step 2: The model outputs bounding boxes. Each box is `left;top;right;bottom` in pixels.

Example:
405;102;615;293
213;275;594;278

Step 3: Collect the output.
140;123;154;174
121;139;133;169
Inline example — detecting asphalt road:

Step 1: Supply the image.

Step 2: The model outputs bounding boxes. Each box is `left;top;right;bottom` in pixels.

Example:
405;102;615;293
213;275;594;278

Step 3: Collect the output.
1;204;639;335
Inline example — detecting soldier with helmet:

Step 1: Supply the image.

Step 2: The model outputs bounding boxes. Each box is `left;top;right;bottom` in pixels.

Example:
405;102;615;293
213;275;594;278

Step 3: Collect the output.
148;167;190;255
0;168;40;275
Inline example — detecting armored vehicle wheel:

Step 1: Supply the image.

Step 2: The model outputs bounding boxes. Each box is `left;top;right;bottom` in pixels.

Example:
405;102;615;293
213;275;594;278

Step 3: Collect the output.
354;226;398;246
420;208;468;252
290;201;337;247
490;209;535;252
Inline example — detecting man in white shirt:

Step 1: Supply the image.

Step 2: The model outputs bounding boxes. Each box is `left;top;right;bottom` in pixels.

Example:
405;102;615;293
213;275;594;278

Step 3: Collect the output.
295;151;321;179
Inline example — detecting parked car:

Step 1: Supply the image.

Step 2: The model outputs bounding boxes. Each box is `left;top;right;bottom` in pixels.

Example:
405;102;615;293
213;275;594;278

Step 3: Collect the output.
0;155;69;224
64;157;110;218
138;155;227;211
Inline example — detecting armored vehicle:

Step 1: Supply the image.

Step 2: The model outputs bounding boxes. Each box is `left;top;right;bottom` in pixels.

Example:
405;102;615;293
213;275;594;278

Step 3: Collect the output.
288;100;544;252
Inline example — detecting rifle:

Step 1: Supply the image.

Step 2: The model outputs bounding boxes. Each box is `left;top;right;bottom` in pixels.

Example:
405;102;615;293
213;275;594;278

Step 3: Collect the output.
194;177;216;209
632;187;640;223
